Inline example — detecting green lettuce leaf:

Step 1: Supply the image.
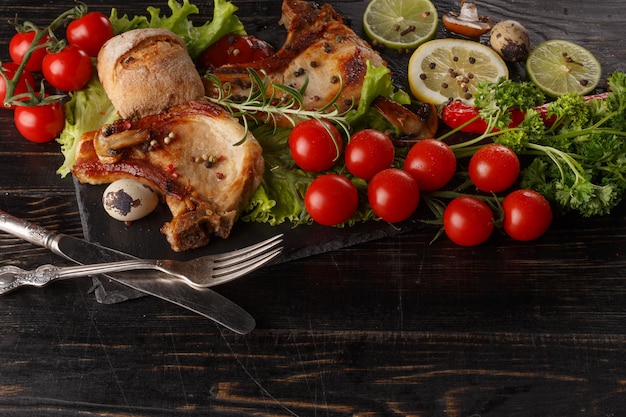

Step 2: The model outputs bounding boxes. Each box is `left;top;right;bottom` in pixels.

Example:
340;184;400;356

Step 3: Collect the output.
109;0;245;59
56;75;118;177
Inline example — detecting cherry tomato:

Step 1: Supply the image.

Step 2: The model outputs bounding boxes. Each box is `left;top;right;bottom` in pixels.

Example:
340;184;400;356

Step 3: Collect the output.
289;119;343;172
404;139;456;191
345;129;395;180
42;44;93;92
305;174;358;226
0;63;36;109
14;101;65;143
198;34;274;69
443;196;494;246
9;30;51;72
368;168;419;223
66;12;114;57
468;144;520;193
441;101;525;134
502;189;553;241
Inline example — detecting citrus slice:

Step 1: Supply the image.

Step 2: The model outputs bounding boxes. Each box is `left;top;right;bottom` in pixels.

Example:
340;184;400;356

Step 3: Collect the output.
407;38;509;105
363;0;438;50
526;39;601;97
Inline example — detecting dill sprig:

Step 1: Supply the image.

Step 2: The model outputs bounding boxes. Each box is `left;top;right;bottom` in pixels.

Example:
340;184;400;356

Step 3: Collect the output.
204;68;353;143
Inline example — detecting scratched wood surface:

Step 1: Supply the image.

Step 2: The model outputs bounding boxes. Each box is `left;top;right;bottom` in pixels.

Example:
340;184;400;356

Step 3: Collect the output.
0;0;625;415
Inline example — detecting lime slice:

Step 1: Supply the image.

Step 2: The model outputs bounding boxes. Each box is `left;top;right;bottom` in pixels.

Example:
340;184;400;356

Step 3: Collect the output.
407;38;509;105
526;39;601;97
363;0;438;50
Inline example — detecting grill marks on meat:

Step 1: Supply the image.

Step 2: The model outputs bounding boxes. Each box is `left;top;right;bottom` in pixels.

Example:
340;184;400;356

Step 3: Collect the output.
204;0;386;125
72;101;265;252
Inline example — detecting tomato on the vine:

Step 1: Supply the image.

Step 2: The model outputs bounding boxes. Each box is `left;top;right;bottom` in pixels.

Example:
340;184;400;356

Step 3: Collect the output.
9;30;51;72
289;119;343;172
441;101;525;134
368;168;420;223
502;189;553;241
14;101;65;143
42;44;93;92
0;63;36;109
404;139;456;191
443;196;494;246
305;174;358;226
198;34;274;69
468;143;520;192
66;12;114;57
345;129;395;180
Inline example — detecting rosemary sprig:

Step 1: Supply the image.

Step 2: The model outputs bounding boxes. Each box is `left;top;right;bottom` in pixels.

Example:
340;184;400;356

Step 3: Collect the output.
204;68;353;144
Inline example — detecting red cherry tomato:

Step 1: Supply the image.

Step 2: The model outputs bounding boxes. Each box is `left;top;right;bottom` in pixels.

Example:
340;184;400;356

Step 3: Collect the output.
42;45;93;92
502;189;553;241
9;30;51;72
198;34;274;69
468;144;520;193
289;119;343;172
443;196;494;246
404;139;457;191
305;174;358;226
0;63;36;109
66;12;114;57
441;101;526;134
345;129;395;180
368;168;420;223
14;101;65;143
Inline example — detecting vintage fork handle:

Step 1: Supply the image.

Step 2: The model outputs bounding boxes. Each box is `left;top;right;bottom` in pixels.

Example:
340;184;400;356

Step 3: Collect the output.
0;260;157;293
0;265;57;293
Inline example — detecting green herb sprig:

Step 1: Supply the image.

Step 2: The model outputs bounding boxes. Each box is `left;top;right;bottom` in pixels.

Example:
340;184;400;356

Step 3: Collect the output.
204;68;353;143
442;72;626;217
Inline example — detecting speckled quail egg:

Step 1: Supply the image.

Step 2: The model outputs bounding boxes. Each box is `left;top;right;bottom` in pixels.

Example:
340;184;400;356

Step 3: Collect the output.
102;179;159;222
490;20;530;62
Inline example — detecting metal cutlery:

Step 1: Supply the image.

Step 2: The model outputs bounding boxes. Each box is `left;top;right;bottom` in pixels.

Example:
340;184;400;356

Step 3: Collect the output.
0;234;282;295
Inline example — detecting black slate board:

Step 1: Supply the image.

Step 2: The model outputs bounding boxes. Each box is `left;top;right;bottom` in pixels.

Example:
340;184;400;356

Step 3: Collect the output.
72;0;427;301
74;177;421;264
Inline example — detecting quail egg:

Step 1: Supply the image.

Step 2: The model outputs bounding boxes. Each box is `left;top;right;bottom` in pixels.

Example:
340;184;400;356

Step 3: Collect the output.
102;179;159;222
490;20;530;62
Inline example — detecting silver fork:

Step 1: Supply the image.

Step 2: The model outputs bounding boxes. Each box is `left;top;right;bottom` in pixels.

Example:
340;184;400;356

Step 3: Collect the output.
0;234;283;294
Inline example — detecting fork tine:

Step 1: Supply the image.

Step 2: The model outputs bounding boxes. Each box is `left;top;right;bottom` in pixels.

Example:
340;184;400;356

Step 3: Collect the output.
207;247;283;285
213;234;283;269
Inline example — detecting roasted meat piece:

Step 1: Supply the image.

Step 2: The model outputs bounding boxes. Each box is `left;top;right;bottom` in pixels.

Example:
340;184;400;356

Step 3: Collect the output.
72;101;265;252
204;0;386;125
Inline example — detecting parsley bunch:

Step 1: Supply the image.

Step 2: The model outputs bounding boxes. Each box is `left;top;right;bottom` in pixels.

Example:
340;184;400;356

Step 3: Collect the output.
454;72;626;217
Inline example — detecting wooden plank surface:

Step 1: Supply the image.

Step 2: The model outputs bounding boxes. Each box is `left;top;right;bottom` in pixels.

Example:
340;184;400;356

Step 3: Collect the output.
0;0;625;415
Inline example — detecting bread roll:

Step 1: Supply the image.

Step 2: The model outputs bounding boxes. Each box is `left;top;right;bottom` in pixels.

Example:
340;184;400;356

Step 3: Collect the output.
97;28;205;119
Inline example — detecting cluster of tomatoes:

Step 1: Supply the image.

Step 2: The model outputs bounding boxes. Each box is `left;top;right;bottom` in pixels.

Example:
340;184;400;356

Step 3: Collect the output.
289;119;553;246
1;10;114;142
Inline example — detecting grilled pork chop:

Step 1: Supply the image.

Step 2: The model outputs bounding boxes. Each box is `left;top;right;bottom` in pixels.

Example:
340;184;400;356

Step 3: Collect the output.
72;101;265;252
204;0;386;125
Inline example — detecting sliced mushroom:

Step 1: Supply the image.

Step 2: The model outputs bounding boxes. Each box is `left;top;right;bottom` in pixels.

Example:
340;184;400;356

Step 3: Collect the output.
94;122;150;164
442;1;493;38
371;97;439;144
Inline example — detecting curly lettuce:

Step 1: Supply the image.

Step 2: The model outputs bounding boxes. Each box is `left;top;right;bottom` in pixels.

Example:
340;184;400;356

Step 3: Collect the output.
56;76;118;177
109;0;245;59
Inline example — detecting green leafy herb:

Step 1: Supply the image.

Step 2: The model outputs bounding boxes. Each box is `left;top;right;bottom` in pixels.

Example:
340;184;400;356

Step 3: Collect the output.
449;72;626;217
205;68;353;142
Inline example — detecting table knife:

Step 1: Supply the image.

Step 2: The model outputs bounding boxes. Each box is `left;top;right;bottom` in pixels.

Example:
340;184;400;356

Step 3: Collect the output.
0;209;256;334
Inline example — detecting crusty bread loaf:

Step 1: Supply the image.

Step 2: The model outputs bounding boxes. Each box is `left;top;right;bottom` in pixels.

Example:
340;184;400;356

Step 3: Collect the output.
97;28;205;119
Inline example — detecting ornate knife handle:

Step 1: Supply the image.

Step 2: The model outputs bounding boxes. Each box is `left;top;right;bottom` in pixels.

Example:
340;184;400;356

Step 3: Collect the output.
0;209;58;250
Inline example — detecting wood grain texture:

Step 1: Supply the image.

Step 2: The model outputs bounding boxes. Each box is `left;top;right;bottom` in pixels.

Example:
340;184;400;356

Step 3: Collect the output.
0;0;625;415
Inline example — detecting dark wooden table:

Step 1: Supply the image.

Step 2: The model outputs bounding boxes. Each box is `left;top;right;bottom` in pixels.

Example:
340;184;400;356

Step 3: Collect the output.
0;0;625;415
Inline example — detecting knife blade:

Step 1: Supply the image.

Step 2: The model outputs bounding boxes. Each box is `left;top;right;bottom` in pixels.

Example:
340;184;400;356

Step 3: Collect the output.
0;209;256;334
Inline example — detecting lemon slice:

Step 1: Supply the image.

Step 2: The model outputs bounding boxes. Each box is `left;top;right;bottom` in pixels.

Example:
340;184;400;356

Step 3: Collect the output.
363;0;438;50
526;39;601;97
408;39;509;105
